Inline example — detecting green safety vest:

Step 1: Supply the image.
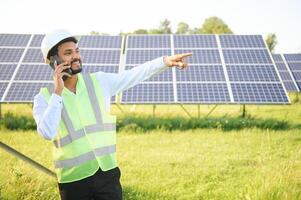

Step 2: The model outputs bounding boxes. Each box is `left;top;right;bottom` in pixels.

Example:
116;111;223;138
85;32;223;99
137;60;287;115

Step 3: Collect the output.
41;73;117;183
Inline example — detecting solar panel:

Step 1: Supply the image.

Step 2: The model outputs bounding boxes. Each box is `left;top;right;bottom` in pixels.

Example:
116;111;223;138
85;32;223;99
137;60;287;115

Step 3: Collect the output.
177;83;230;103
22;49;44;63
174;49;221;64
127;35;170;48
173;35;217;48
176;65;225;82
231;83;288;103
227;65;279;82
4;82;51;102
29;34;44;47
0;48;24;62
219;35;265;48
0;64;17;80
0;34;124;103
273;54;299;92
121;83;174;103
223;49;272;64
125;66;173;82
0;34;31;47
79;36;122;48
0;82;9;101
126;49;171;64
14;64;52;81
80;49;121;64
0;33;290;104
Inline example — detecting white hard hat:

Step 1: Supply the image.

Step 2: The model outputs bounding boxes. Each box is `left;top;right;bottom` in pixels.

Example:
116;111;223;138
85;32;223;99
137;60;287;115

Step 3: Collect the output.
41;29;81;64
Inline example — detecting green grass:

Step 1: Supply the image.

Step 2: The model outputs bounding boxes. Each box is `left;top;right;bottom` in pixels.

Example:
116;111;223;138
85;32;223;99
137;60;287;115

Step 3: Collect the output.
0;129;300;200
0;93;300;199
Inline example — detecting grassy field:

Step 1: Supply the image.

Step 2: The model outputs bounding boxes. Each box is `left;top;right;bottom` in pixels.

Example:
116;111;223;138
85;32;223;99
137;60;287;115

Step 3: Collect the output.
0;130;300;200
0;93;300;200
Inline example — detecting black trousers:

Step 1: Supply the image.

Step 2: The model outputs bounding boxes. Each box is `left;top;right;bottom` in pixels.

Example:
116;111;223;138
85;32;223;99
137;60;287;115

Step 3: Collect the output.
58;167;122;200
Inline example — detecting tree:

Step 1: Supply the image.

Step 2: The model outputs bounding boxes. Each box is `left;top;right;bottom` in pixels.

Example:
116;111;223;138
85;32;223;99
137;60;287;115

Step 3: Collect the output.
148;29;164;34
200;16;233;34
159;18;172;34
265;33;277;52
176;22;189;34
133;29;148;34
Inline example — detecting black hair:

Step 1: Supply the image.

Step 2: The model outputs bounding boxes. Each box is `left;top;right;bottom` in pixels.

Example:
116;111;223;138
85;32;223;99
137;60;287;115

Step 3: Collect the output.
47;37;78;60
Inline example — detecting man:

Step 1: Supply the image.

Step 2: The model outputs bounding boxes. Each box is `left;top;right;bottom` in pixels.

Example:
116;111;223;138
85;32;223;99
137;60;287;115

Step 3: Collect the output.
33;29;192;200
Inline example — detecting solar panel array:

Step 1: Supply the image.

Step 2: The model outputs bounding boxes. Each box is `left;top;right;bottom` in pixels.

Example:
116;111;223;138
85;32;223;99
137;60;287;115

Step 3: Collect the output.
272;54;299;92
283;54;301;91
0;34;290;104
121;34;289;104
0;34;123;102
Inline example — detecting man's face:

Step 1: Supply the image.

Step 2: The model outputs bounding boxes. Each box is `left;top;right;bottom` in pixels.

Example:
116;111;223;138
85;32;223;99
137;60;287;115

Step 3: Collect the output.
57;41;82;71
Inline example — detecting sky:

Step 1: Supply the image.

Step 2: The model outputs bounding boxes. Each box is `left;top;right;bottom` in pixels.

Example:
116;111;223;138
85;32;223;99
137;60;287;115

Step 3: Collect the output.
0;0;300;53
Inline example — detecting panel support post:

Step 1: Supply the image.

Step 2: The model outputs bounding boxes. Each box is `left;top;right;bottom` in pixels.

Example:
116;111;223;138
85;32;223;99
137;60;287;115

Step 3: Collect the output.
242;104;246;118
205;105;218;118
116;103;124;113
180;104;192;118
0;142;56;178
153;105;156;118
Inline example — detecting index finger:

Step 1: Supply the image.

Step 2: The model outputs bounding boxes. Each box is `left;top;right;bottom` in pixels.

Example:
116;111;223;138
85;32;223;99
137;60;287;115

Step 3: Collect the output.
177;52;193;58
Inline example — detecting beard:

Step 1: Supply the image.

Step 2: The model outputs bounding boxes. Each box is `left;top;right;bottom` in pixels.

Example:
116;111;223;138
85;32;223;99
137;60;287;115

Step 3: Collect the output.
70;58;83;74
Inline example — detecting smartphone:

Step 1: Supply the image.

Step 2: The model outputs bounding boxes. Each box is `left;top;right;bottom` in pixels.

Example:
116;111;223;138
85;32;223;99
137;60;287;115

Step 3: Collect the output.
49;55;72;80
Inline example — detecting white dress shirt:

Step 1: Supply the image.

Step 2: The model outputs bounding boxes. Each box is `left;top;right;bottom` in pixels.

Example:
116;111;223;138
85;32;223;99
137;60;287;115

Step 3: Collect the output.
33;57;168;140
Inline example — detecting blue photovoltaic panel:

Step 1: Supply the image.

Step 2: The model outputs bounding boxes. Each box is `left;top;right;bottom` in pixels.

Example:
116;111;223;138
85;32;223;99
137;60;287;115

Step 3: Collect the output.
127;35;170;48
231;83;288;103
30;34;44;47
0;48;24;62
125;66;173;82
15;64;52;81
0;34;31;47
227;65;279;82
272;54;283;62
279;71;294;81
174;49;221;64
121;83;174;103
78;36;122;48
274;62;288;71
177;83;230;103
126;49;170;64
274;53;299;92
173;35;217;48
223;49;272;64
284;54;301;62
82;65;119;74
287;62;301;71
22;49;44;63
176;65;225;82
4;82;51;102
285;82;300;91
0;64;17;80
0;82;9;101
80;49;120;64
219;35;265;48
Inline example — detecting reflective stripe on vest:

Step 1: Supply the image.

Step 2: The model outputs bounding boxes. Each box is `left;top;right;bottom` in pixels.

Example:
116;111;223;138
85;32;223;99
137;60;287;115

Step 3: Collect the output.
55;144;116;168
48;74;115;148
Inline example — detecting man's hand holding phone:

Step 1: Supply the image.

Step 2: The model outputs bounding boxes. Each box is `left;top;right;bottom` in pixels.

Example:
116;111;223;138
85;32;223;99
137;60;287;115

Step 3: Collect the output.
53;60;71;96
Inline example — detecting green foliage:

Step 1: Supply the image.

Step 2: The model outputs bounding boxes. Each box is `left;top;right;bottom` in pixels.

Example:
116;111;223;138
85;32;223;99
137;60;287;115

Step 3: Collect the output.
199;16;233;34
0;112;36;130
266;33;278;52
159;18;172;34
118;116;291;132
176;22;190;34
133;29;148;34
